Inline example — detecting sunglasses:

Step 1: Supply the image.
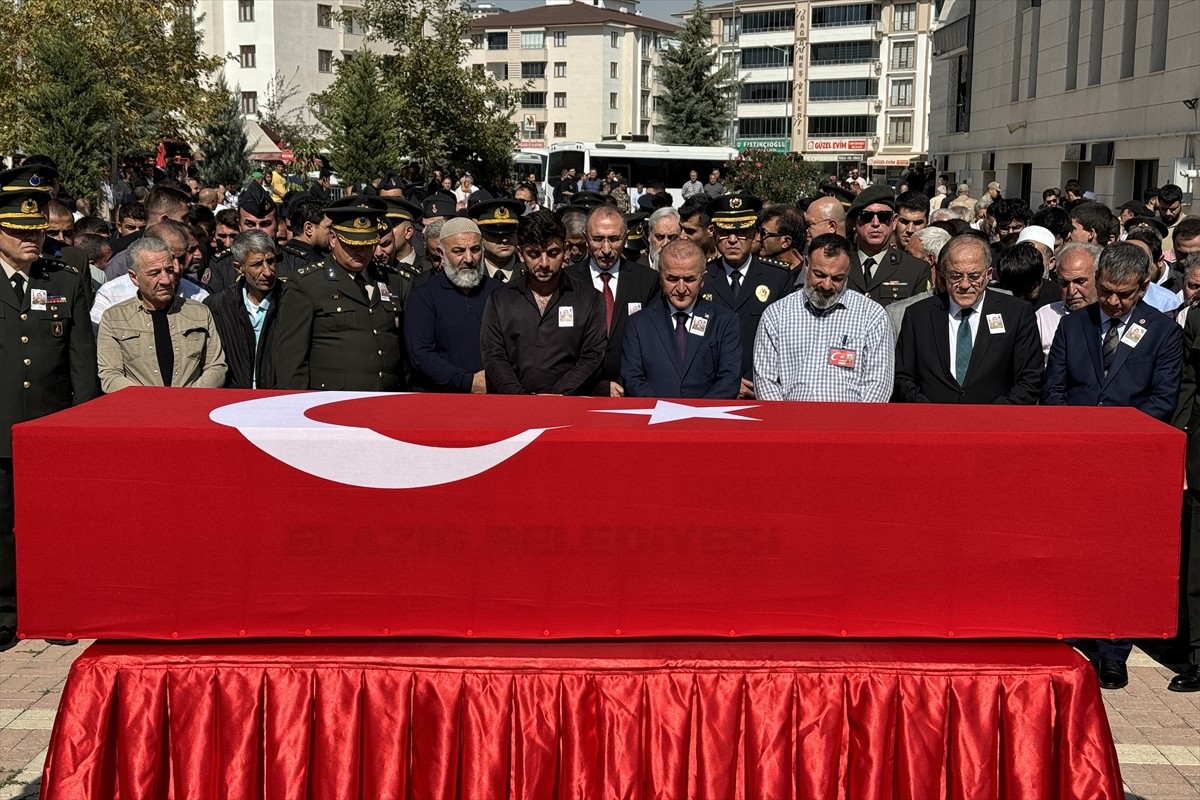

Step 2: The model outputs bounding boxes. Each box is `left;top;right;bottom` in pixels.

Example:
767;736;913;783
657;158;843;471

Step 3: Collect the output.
855;210;895;225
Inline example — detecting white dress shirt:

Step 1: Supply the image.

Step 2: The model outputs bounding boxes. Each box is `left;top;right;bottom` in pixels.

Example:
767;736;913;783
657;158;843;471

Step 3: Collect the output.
1035;301;1067;365
590;260;619;296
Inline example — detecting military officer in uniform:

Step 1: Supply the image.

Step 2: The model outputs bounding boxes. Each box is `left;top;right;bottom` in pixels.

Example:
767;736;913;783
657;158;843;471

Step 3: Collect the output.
204;183;279;293
277;197;330;279
845;185;928;307
0;185;100;651
273;196;408;391
703;193;793;398
374;198;421;311
469;198;525;282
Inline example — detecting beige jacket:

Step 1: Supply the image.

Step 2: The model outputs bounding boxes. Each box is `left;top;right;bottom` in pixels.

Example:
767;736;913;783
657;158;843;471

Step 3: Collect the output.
97;294;227;392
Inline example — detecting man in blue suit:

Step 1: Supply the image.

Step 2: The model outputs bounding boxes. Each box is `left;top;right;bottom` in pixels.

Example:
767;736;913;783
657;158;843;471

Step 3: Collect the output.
621;239;741;399
1043;240;1184;691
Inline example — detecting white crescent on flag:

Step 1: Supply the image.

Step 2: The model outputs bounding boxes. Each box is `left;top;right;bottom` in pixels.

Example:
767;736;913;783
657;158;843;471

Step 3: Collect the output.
209;392;554;489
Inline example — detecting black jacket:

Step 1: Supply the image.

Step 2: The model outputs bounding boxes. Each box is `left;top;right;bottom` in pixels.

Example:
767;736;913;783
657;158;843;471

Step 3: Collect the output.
204;282;281;389
703;255;794;378
564;259;661;395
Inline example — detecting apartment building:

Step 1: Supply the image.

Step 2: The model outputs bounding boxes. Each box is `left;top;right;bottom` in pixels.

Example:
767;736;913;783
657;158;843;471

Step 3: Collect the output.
465;0;677;147
928;0;1198;208
703;0;934;181
193;0;377;131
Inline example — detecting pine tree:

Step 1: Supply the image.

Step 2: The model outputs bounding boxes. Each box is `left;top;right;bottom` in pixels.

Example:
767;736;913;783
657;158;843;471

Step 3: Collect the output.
310;50;402;184
657;0;741;147
19;29;108;202
198;75;252;189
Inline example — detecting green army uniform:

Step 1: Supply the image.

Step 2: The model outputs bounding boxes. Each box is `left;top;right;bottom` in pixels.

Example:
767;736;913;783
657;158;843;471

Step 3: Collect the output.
273;196;408;391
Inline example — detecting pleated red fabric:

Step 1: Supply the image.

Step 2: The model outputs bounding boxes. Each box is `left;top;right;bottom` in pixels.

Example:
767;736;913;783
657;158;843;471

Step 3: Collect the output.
42;641;1123;800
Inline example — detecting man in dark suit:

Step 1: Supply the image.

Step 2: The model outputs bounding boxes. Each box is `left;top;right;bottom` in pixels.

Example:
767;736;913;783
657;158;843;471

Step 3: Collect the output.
1171;299;1200;693
621;239;740;399
1043;241;1184;691
0;184;100;651
846;185;929;306
565;205;660;396
894;234;1042;404
703;193;793;398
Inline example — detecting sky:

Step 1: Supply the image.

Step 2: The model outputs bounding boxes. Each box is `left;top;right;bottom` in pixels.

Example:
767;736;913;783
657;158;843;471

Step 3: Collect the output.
496;0;697;24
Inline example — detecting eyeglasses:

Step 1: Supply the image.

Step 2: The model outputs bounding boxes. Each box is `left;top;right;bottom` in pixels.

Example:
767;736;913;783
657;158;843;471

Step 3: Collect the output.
758;231;785;239
944;271;987;285
855;210;895;226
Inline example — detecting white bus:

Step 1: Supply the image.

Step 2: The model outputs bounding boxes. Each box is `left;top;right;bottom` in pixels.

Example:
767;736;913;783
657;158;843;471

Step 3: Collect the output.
544;141;738;207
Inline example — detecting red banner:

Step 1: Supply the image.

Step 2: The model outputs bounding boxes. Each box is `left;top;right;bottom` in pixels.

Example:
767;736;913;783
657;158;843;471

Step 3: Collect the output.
13;389;1183;641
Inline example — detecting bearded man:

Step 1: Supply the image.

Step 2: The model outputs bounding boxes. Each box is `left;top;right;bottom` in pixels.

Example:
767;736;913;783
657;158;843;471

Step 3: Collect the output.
753;233;893;402
403;218;502;393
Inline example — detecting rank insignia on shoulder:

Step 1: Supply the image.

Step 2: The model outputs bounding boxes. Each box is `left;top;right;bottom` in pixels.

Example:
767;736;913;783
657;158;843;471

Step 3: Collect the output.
327;266;338;280
296;264;317;276
702;293;713;301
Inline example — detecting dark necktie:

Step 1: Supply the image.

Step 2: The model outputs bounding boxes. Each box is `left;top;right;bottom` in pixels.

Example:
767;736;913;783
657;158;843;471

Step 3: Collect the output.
673;311;688;361
729;269;742;301
955;308;974;385
353;272;369;301
10;273;25;303
1103;318;1121;375
863;257;876;283
599;271;615;332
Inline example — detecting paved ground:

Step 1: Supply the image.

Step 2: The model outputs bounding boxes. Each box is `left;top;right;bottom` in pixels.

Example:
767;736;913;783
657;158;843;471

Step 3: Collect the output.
0;641;1196;799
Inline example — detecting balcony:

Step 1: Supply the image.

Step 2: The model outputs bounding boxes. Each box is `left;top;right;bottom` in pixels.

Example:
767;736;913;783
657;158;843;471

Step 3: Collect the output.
807;61;876;79
809;20;882;44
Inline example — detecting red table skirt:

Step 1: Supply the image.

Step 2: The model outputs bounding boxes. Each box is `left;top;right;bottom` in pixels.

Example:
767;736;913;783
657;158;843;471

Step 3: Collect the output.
43;640;1120;800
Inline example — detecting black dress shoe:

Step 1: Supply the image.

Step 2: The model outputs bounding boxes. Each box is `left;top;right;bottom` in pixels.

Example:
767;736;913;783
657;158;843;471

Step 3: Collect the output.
0;627;17;653
44;638;77;646
1097;658;1129;690
1168;666;1200;693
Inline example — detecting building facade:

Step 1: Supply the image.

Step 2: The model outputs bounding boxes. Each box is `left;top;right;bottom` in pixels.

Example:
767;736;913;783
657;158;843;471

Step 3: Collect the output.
702;0;934;181
193;0;377;129
465;0;677;147
929;0;1199;209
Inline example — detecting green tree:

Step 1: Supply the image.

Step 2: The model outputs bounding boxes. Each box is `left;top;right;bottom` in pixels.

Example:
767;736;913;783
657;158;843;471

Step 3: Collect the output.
197;75;252;189
724;150;825;204
310;50;403;184
18;30;109;201
657;0;740;146
0;0;223;173
357;0;519;181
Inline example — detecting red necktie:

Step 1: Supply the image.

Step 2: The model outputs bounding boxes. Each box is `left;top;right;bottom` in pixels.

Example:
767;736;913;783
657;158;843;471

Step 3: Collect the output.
599;271;615;332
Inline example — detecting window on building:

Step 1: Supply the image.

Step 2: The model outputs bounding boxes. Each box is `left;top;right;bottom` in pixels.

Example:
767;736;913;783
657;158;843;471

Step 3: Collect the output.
522;62;546;79
950;54;970;133
238;0;254;22
894;3;916;31
741;46;793;69
810;41;875;65
741;10;795;33
554;62;566;77
610;92;618;108
521;31;545;49
1120;0;1137;79
887;116;913;145
640;63;650;84
742;81;790;103
489;63;509;80
641;34;651;58
610;62;618;78
889;79;913;106
722;16;740;43
487;32;508;50
535;122;547;138
640;120;650;136
641;91;650;117
472;34;484;49
1087;0;1104;86
609;123;618;135
318;50;333;73
807;78;876;101
522;92;546;108
317;4;332;27
812;3;876;27
611;31;619;48
807;115;874;137
554;122;567;138
737;117;792;138
891;41;915;69
343;11;363;35
239;45;256;68
553;31;567;47
342;51;354;64
1149;0;1168;71
554;92;566;108
241;91;258;115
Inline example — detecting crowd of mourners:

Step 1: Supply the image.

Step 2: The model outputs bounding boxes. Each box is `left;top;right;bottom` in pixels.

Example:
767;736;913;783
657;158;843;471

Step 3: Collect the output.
0;152;1197;695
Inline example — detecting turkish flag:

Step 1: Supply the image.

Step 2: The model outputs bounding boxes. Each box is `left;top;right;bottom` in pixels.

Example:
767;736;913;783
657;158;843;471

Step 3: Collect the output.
12;389;1184;642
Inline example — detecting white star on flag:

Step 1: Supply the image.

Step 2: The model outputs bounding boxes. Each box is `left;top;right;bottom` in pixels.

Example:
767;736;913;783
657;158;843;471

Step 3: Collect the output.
594;400;761;426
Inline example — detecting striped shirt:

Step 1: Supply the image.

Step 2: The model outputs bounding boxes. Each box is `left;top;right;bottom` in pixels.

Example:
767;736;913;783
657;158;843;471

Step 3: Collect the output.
754;288;894;402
